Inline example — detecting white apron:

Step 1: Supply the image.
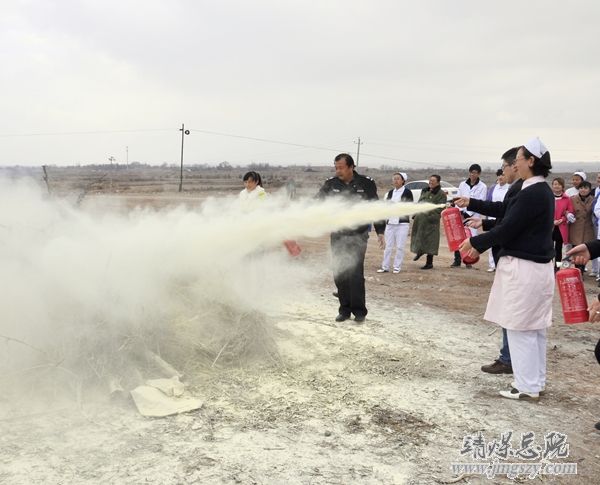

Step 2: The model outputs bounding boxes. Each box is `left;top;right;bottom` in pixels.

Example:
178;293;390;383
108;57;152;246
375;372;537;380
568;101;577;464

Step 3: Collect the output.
484;255;554;331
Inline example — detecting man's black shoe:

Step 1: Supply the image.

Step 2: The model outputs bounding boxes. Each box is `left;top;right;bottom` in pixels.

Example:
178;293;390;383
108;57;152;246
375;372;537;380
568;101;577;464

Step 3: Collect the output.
481;360;513;374
420;263;433;270
354;315;366;323
413;253;424;261
335;314;350;322
595;421;600;431
450;261;461;267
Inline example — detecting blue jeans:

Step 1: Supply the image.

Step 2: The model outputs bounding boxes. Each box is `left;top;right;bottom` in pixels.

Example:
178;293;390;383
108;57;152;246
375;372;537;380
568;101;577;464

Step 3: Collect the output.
498;328;511;365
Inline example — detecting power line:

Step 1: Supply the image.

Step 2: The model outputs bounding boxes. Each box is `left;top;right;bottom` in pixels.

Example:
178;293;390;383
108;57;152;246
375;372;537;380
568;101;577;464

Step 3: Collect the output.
188;128;443;166
230;136;353;161
358;151;448;168
188;128;347;153
368;141;500;154
3;125;593;166
369;138;502;151
0;128;173;138
0;125;437;166
368;138;595;154
0;127;594;155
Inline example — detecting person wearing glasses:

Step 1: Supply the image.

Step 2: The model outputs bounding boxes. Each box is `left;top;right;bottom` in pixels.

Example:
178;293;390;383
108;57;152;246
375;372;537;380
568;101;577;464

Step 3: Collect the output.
455;147;521;376
457;137;554;401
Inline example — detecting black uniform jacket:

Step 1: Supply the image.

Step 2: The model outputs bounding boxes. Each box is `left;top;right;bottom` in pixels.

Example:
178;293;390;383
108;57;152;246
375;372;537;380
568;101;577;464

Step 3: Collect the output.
317;171;386;236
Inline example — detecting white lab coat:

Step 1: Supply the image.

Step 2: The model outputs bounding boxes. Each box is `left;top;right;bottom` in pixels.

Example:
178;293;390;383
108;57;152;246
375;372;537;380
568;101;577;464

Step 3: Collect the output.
458;179;487;218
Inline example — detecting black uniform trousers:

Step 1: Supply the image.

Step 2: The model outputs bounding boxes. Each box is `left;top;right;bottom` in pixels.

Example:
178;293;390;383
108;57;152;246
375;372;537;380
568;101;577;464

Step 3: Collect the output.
331;232;369;318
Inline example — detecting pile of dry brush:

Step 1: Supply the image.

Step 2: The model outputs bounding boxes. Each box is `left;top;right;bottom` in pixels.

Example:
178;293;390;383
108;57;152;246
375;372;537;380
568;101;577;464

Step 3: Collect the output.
0;300;280;406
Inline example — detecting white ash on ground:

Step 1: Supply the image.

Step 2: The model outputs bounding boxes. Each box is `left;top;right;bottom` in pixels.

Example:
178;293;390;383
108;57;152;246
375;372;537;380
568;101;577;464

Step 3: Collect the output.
1;294;599;484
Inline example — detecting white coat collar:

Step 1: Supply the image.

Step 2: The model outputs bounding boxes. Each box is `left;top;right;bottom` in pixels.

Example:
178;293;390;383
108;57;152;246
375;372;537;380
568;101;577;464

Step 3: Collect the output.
522;175;545;189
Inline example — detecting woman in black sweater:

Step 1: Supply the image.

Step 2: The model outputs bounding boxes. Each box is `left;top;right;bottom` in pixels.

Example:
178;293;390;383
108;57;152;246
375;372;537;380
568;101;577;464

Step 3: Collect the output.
457;137;554;401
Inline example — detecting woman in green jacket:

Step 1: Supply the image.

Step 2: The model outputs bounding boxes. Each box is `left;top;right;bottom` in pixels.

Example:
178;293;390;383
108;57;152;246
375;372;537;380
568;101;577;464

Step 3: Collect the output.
410;174;447;269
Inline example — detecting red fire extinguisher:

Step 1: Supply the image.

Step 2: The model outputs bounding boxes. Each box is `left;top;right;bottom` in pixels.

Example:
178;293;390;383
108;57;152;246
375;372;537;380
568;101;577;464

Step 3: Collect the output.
283;240;302;257
441;206;465;251
442;206;479;264
556;262;589;324
460;225;479;265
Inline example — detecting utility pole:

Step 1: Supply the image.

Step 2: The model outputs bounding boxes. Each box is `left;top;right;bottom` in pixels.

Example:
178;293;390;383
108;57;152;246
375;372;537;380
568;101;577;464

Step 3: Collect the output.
179;123;190;192
108;156;116;191
42;165;51;194
354;137;362;166
125;146;129;167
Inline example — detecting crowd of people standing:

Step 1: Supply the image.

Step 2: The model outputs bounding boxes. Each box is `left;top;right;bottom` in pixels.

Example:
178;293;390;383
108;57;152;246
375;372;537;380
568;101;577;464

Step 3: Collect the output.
242;142;600;429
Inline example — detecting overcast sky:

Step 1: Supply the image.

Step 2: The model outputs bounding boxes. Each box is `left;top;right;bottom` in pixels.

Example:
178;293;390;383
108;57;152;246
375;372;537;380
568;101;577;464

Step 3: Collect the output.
1;0;599;168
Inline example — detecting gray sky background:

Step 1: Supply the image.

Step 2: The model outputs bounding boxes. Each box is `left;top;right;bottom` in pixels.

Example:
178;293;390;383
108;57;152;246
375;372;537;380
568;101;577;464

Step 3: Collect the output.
1;0;599;168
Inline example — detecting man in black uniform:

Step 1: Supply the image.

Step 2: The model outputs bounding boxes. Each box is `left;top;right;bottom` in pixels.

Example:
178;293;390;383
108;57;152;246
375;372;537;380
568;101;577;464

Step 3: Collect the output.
317;153;385;322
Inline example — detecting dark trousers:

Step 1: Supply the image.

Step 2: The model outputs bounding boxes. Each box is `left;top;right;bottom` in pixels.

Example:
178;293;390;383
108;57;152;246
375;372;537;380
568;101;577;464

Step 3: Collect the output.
331;232;369;318
492;252;511;366
552;226;563;264
498;328;511;365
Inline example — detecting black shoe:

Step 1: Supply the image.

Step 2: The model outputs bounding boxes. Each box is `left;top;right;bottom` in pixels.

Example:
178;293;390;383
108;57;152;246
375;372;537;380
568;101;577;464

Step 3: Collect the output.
481;360;513;374
335;314;350;322
450;261;461;267
332;291;339;298
595;421;600;431
413;253;424;261
354;315;366;323
420;263;433;270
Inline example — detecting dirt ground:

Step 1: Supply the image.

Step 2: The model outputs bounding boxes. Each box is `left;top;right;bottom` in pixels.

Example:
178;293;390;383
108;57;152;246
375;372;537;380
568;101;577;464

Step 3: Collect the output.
2;185;600;484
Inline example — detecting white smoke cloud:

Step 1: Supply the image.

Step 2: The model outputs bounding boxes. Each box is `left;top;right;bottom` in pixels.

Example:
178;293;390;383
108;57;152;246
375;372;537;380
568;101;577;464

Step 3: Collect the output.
0;178;438;400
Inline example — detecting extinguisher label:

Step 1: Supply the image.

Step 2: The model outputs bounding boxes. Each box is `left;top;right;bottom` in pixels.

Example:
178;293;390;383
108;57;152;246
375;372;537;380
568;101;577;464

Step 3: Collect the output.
443;211;466;252
446;213;464;241
557;275;588;317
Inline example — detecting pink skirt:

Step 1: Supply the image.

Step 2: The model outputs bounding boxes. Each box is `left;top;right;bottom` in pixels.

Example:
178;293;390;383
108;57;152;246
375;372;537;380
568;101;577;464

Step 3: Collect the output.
484;256;554;331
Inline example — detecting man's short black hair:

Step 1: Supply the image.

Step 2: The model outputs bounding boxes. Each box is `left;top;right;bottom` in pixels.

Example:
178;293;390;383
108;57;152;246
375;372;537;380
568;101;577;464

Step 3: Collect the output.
496;169;503;177
468;163;482;173
501;147;519;165
334;153;355;168
430;174;441;183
